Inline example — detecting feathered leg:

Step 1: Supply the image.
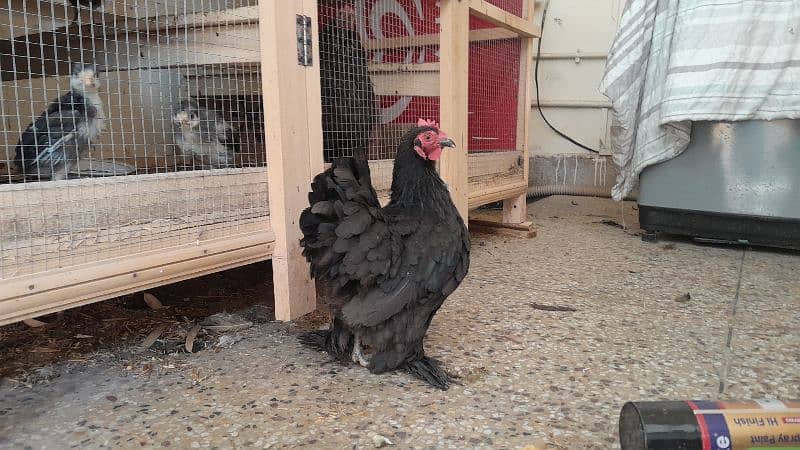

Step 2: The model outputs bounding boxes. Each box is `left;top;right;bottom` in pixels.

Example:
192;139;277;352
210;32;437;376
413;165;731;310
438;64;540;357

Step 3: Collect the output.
403;356;450;391
298;317;354;363
367;344;451;390
351;337;370;367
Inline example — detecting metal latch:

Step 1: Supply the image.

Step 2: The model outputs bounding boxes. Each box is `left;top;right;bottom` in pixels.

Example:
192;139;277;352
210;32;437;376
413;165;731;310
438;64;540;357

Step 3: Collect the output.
296;14;312;66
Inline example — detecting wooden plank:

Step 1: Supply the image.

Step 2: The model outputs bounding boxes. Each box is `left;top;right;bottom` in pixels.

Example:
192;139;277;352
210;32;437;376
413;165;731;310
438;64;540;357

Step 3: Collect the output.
503;0;536;224
260;0;320;321
105;4;259;36
0;229;273;326
4;12;513;72
468;150;522;178
0;0;146;40
0;0;71;40
101;0;259;19
4;215;271;278
129;24;262;69
468;26;520;42
368;62;440;73
469;167;524;198
357;151;522;198
369;62;440;97
4;18;508;72
439;0;470;220
182;63;260;77
185;63;439;97
467;151;525;209
468;181;527;210
0;168;270;278
371;70;439;97
186;72;262;96
170;5;259;28
468;0;541;38
97;4;261;37
502;193;527;223
363;27;517;51
469;218;535;238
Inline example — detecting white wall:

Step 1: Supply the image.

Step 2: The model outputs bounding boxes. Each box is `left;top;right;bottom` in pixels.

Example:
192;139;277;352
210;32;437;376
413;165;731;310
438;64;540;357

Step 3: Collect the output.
529;0;624;157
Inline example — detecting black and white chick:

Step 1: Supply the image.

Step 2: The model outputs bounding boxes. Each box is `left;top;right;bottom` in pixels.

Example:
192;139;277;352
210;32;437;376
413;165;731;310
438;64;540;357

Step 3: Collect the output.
15;63;105;181
172;99;239;169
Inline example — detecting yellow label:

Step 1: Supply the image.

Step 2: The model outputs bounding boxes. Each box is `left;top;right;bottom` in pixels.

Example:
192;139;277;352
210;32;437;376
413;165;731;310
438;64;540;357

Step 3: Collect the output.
723;412;800;449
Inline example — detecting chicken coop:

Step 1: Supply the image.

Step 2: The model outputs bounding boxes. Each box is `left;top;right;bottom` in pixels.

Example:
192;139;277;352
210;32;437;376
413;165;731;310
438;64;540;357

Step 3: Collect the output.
0;0;538;324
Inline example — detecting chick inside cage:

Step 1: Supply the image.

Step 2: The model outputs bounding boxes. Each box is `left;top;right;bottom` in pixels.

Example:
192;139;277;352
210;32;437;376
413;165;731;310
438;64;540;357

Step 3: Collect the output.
0;0;270;280
0;0;266;183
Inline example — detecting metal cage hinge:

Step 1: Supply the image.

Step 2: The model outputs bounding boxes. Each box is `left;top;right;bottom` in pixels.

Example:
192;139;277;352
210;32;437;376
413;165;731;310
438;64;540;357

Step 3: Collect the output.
296;14;312;66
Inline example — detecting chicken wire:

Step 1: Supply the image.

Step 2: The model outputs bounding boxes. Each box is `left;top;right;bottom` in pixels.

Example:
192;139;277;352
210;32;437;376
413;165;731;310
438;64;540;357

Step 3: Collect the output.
468;7;526;196
0;0;268;279
318;0;440;194
318;0;527;199
484;0;525;17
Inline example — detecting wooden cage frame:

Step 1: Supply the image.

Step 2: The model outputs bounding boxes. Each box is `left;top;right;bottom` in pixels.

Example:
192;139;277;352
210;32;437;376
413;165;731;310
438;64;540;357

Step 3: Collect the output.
0;0;538;325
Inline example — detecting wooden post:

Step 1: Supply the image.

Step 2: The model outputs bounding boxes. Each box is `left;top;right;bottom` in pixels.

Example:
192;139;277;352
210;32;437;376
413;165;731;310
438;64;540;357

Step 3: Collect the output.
502;0;536;224
439;0;470;220
260;0;324;320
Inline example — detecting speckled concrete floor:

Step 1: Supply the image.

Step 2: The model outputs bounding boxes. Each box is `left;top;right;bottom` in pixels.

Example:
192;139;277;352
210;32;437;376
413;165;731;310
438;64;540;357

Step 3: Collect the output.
1;196;798;449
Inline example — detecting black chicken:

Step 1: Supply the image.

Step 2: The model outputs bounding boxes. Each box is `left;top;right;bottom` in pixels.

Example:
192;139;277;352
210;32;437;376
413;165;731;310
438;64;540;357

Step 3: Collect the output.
319;0;378;161
15;64;105;181
298;119;470;390
172;99;240;169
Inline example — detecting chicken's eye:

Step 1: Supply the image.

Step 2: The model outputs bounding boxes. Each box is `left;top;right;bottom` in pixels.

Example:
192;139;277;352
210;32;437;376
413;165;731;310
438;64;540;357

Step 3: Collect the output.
189;113;197;120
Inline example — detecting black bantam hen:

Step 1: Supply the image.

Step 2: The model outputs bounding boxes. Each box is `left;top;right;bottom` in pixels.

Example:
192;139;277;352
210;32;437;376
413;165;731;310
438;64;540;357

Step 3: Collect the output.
298;119;470;390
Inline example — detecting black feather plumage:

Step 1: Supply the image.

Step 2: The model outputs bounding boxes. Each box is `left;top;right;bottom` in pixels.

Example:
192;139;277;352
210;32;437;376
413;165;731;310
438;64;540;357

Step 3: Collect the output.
15;65;103;180
299;126;470;390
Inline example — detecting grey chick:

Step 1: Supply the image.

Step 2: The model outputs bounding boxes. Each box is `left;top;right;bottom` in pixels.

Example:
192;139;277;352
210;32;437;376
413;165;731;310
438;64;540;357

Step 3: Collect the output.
172;99;239;169
15;63;105;181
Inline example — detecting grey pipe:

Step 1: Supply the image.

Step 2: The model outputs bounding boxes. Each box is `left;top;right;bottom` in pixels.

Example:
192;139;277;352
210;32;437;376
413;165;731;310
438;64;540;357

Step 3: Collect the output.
527;184;639;201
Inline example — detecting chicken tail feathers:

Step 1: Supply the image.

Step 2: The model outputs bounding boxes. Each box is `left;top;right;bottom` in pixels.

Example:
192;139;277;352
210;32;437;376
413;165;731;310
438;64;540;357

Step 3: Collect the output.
403;357;450;391
299;156;381;283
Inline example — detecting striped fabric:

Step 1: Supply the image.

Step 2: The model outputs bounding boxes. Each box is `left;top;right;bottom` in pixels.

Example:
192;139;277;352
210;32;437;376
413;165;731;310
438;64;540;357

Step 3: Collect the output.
600;0;800;200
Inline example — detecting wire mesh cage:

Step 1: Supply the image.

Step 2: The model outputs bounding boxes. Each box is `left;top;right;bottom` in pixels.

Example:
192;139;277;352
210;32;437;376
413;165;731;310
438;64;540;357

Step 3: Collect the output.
317;0;531;206
1;0;537;324
468;2;528;202
0;1;269;288
317;0;441;197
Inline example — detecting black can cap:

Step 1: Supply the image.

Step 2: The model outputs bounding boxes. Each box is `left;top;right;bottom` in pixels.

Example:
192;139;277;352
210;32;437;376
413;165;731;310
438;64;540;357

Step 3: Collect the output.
619;401;703;450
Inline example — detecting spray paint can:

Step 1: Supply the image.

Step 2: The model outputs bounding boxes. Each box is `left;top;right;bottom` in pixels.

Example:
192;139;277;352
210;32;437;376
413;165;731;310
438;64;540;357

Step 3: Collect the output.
619;400;800;450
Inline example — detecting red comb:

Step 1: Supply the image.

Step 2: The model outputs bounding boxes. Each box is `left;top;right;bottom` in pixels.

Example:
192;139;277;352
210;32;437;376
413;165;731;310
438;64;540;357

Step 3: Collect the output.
417;118;439;128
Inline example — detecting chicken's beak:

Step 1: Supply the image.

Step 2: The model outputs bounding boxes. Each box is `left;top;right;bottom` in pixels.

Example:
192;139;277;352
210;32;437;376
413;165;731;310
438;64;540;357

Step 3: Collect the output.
440;138;456;148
